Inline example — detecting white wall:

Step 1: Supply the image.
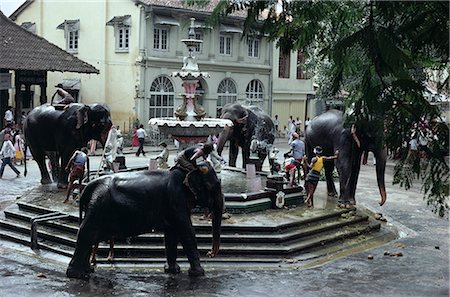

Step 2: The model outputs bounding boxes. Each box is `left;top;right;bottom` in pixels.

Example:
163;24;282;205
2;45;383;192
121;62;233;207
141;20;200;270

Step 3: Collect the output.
14;0;139;131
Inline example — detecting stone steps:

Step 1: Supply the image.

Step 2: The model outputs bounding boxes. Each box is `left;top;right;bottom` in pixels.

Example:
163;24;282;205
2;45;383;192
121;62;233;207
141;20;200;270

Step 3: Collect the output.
0;200;385;265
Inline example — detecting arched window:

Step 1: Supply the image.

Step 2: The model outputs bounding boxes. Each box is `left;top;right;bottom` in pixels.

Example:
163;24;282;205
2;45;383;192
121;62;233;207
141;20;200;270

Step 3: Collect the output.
217;78;237;116
245;79;264;105
149;76;174;118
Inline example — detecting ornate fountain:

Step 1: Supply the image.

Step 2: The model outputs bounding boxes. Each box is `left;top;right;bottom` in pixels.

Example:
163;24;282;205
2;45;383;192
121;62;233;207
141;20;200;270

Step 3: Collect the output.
149;18;232;149
149;18;303;212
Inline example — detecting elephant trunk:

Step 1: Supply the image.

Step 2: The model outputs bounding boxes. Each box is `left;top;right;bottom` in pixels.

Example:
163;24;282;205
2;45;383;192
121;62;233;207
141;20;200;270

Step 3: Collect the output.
375;148;387;206
208;192;224;258
217;125;232;155
99;122;112;146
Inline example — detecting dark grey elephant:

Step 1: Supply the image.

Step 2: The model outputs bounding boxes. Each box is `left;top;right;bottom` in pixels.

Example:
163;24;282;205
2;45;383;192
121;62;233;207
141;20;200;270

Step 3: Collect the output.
66;162;224;280
304;109;387;207
24;103;112;188
217;103;275;171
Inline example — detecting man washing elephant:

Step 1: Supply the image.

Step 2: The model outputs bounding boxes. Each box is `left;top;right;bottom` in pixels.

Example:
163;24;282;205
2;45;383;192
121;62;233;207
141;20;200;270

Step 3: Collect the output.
305;109;387;208
173;142;214;172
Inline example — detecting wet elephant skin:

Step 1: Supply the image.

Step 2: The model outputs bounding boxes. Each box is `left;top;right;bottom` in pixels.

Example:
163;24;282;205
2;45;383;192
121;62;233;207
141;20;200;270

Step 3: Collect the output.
24;103;112;188
304;109;387;206
66;163;224;280
217;103;275;171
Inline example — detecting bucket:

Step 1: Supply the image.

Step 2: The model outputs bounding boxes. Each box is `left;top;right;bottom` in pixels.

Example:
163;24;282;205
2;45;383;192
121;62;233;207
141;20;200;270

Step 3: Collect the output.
148;159;157;171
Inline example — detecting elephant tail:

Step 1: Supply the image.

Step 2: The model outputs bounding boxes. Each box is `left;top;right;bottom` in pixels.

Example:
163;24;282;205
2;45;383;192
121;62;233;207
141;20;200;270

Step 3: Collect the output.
24;143;28;177
78;182;97;225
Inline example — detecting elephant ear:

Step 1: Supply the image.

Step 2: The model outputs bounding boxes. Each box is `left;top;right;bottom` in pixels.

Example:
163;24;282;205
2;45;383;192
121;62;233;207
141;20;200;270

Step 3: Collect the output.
185;164;210;208
236;111;248;125
76;105;90;129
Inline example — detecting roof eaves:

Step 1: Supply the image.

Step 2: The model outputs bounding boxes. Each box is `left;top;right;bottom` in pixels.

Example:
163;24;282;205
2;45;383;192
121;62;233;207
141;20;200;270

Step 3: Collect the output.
9;0;34;21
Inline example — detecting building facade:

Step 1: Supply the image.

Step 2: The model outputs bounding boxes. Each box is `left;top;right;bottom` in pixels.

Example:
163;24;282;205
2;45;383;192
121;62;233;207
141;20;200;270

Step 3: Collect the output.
272;45;314;133
11;0;314;132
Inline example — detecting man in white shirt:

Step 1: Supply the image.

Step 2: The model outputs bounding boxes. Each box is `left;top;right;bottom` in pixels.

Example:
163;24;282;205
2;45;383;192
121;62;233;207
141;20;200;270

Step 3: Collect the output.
0;133;21;178
135;124;148;157
4;106;14;126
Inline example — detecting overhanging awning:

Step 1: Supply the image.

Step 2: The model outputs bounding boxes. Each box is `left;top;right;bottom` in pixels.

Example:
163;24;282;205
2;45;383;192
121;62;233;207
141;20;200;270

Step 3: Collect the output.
56;19;80;31
154;15;179;26
193;21;213;30
20;22;36;33
248;28;268;37
219;24;243;34
58;78;81;90
106;15;131;27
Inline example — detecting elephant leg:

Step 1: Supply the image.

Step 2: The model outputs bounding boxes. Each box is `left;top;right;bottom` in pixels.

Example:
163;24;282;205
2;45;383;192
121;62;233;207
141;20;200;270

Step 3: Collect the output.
336;151;361;207
164;227;180;274
66;224;98;280
242;147;250;169
324;161;338;197
48;152;60;183
177;221;204;277
58;151;71;189
90;242;98;265
229;141;238;167
348;163;362;206
257;152;268;172
107;238;114;262
32;148;52;184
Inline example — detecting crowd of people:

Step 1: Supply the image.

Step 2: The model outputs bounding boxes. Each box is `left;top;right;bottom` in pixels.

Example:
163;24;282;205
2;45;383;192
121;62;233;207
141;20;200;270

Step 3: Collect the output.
2;106;327;206
1;109;26;179
3;100;444;209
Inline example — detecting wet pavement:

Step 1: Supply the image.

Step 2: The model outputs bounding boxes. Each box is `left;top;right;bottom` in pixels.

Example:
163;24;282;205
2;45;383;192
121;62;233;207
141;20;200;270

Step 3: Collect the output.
0;139;448;296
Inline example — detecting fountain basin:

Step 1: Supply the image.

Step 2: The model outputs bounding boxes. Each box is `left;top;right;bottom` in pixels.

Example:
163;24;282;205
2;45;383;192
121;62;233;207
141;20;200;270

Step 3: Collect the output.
171;71;210;79
149;117;233;144
218;167;304;214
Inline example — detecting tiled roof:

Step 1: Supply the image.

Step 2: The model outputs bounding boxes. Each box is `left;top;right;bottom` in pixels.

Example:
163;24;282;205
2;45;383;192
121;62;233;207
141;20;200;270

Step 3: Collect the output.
0;11;99;74
136;0;247;17
106;15;132;26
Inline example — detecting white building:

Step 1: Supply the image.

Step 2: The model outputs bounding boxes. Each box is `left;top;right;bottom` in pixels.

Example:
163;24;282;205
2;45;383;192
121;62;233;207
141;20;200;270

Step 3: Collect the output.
11;0;314;132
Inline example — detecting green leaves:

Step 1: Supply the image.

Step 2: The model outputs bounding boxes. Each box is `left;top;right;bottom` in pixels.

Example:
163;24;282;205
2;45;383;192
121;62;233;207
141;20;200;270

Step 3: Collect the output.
206;0;449;216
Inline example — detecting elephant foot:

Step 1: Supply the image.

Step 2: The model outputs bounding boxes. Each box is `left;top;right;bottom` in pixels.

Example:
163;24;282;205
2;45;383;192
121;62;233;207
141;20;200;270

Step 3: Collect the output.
41;178;52;185
188;266;205;277
66;266;91;280
327;192;338;197
164;263;181;274
57;182;68;189
337;201;356;209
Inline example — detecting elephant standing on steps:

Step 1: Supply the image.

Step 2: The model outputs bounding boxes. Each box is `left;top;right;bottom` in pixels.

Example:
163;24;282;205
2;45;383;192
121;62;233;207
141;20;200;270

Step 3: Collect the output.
66;162;224;280
304;109;387;207
217;103;275;171
24;103;112;188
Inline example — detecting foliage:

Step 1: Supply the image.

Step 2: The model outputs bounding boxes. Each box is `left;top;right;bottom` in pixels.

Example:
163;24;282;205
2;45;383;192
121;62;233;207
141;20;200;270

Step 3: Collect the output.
189;0;450;216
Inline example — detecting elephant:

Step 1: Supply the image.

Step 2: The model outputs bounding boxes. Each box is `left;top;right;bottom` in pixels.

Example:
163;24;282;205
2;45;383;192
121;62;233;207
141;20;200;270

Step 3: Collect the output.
304;109;387;207
217;103;275;171
24;103;112;188
66;162;224;280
